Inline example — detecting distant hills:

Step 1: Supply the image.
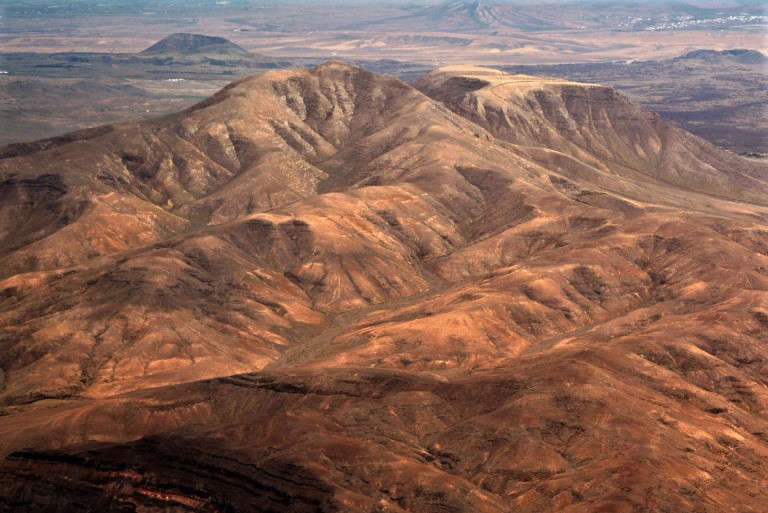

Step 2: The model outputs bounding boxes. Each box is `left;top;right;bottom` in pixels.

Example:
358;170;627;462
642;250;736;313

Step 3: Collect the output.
0;32;292;147
345;0;767;34
141;33;251;56
136;33;283;68
677;48;768;64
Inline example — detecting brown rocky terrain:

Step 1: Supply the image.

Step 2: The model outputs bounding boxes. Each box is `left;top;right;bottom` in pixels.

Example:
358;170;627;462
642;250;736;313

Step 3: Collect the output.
501;49;768;154
0;62;767;512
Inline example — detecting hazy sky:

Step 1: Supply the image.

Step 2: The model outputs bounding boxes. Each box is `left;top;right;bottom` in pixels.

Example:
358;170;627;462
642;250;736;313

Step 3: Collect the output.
0;0;762;5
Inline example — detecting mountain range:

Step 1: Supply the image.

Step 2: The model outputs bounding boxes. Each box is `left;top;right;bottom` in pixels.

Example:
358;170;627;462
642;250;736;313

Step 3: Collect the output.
0;62;767;512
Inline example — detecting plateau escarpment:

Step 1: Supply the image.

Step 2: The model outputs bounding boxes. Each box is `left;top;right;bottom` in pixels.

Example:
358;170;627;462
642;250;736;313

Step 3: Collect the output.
415;65;768;205
0;62;767;513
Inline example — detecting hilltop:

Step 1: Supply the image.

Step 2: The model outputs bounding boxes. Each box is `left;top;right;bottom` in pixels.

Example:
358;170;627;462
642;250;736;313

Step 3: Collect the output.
141;33;252;56
677;48;768;64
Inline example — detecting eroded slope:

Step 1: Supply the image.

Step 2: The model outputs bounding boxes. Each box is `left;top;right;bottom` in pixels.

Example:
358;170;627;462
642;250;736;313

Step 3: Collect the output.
0;63;767;513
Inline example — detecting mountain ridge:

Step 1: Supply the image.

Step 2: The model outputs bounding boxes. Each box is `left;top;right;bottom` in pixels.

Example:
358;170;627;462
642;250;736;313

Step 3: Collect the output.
676;48;768;64
1;61;767;513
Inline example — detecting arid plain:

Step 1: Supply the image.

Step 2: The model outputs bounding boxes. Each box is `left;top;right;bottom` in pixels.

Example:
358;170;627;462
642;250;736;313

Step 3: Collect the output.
4;0;766;63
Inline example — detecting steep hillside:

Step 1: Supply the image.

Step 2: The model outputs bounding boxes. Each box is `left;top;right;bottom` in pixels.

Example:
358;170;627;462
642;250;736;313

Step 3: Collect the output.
414;65;768;205
500;51;768;153
0;63;767;513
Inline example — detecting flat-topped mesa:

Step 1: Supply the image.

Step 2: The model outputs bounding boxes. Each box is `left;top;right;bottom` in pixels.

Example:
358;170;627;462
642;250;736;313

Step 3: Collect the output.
415;64;603;94
141;33;251;56
676;48;768;65
415;65;639;153
415;65;768;204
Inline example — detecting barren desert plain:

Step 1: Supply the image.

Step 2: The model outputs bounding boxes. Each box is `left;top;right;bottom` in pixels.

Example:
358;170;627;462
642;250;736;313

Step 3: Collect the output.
0;1;767;512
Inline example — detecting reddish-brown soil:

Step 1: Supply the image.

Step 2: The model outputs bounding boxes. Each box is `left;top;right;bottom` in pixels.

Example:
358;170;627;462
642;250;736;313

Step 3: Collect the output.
0;62;766;512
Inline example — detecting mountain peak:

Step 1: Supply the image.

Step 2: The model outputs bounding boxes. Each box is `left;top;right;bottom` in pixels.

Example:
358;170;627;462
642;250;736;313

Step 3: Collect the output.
141;33;250;56
310;60;366;74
